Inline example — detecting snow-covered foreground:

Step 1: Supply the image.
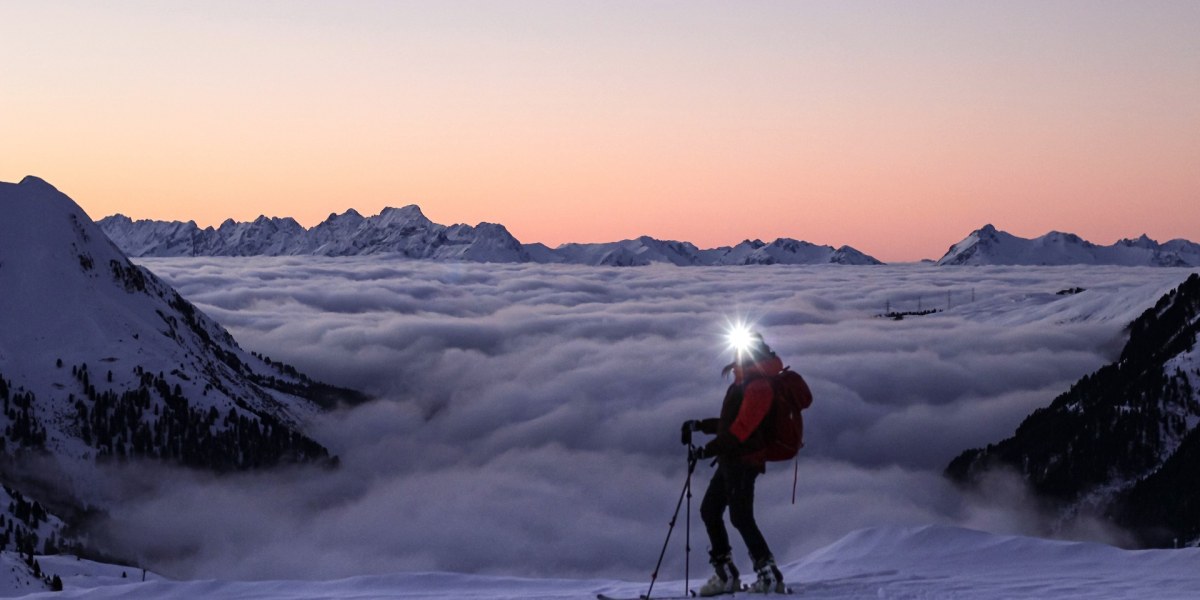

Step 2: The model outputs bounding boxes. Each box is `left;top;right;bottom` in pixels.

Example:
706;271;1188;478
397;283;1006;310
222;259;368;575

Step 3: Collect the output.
18;525;1200;599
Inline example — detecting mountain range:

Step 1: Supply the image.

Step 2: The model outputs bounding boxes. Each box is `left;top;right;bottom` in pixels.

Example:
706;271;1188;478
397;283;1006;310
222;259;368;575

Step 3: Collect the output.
97;209;883;265
937;224;1200;267
0;176;365;570
947;272;1200;547
98;211;1200;268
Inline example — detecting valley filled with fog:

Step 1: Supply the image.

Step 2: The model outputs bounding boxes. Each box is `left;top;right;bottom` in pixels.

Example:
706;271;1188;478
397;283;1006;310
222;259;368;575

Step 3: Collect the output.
108;259;1196;581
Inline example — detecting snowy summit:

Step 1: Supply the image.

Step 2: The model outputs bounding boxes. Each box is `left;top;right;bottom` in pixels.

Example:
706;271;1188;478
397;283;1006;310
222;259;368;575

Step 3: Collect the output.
937;224;1200;266
0;176;365;592
0;176;348;470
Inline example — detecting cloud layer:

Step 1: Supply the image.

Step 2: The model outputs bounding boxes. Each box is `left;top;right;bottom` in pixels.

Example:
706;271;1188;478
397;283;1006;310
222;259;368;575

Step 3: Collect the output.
97;259;1197;580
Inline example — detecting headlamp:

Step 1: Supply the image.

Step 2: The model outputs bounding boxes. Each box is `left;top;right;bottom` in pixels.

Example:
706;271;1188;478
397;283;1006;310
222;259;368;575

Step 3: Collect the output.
727;322;756;356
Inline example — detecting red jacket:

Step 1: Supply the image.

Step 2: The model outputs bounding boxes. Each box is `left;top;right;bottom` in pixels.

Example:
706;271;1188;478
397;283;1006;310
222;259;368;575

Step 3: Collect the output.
700;353;784;469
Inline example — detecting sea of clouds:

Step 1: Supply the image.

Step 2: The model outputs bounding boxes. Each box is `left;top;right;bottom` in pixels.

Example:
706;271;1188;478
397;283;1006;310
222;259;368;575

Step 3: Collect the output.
92;259;1198;581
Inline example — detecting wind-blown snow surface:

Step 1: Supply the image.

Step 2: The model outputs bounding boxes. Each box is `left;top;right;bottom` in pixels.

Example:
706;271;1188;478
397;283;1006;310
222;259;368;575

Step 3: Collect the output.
21;525;1200;599
83;257;1198;588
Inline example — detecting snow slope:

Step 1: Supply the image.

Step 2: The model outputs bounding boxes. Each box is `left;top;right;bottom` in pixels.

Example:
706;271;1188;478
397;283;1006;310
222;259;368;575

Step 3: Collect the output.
0;174;362;559
11;525;1199;599
938;224;1200;266
0;177;330;466
0;552;46;598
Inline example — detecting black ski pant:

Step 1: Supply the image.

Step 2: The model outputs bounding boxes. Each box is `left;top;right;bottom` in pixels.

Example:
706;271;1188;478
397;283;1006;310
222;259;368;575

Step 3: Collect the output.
700;459;771;566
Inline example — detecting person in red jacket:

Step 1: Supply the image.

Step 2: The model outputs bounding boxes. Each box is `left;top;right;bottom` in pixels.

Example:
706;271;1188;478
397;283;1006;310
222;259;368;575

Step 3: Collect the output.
682;332;786;596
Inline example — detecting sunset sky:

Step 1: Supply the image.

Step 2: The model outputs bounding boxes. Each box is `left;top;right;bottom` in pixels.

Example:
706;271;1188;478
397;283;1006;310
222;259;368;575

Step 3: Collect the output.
3;1;1197;262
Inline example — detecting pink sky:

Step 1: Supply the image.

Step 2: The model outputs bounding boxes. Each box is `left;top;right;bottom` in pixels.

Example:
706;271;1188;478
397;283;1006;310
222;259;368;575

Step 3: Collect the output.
3;1;1197;262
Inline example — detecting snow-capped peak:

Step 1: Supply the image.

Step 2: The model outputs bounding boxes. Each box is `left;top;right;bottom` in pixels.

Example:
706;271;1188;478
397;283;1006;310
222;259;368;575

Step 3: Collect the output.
937;225;1200;267
375;204;430;225
328;208;364;221
1118;234;1160;249
1;176;347;476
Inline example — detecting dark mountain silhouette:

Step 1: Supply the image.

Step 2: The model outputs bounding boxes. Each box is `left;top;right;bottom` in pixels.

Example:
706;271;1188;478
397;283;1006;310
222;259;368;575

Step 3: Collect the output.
947;273;1200;547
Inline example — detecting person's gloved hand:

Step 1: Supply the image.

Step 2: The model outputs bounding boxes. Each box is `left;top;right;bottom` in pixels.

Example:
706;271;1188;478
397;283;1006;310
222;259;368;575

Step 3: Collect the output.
681;420;700;445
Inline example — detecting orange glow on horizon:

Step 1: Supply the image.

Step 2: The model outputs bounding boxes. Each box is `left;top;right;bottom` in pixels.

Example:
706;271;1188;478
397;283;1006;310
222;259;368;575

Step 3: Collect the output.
3;2;1197;263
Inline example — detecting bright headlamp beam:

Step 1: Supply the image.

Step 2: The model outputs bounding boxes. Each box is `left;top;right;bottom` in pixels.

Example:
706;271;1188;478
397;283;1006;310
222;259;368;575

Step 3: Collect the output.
727;323;755;355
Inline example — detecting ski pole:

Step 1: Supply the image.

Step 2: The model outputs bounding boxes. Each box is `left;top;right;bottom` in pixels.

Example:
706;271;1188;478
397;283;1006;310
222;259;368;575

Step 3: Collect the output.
684;443;693;597
645;445;699;600
792;456;798;505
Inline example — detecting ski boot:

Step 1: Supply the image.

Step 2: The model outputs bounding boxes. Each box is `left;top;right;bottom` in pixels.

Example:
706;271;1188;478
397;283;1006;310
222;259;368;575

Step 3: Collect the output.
748;556;786;594
698;551;740;597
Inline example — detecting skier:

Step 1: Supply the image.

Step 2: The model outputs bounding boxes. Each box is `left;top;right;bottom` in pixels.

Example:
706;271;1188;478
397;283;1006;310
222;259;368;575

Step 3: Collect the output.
682;331;788;596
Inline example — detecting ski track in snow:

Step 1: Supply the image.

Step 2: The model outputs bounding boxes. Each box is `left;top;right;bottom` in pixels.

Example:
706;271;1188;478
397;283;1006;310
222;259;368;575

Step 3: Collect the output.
13;525;1200;599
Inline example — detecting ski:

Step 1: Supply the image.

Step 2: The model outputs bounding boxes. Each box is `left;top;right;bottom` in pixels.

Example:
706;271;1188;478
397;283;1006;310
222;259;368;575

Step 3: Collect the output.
598;586;799;600
739;585;796;595
596;591;697;600
598;582;795;600
597;595;696;600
